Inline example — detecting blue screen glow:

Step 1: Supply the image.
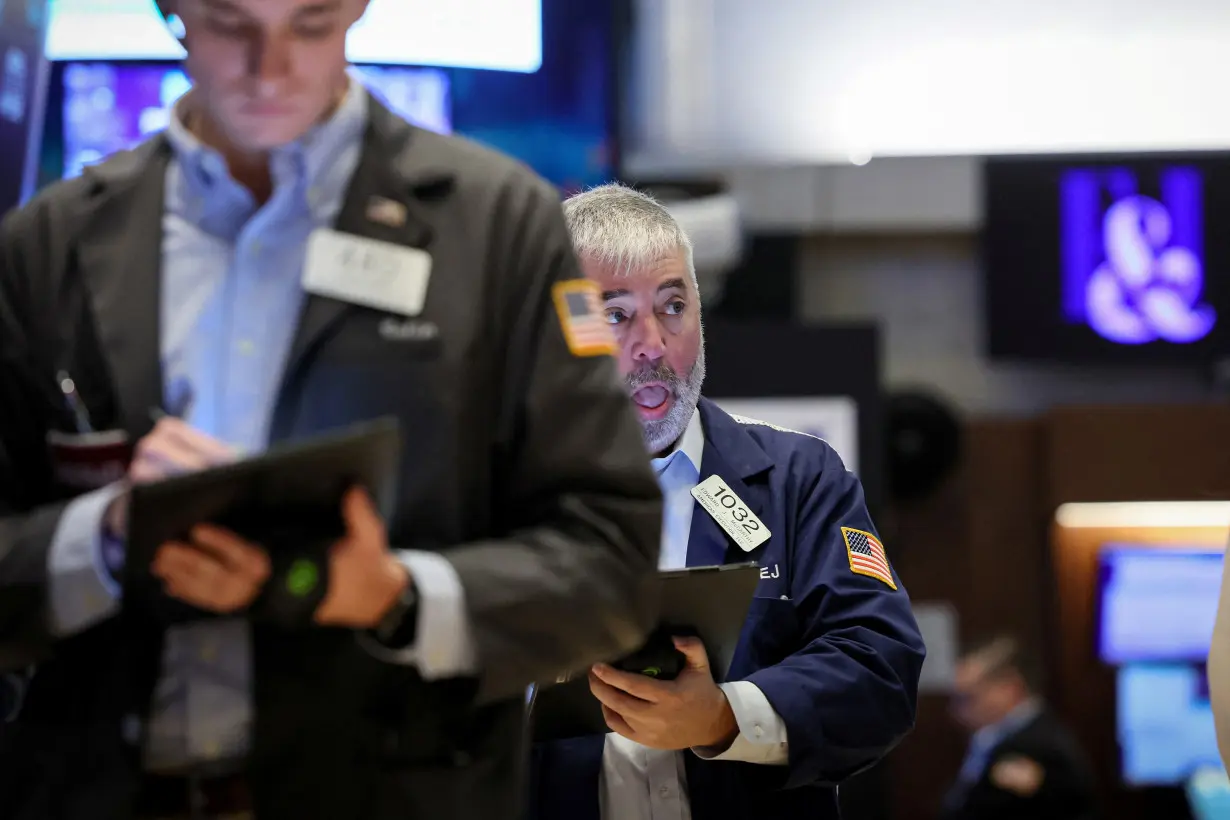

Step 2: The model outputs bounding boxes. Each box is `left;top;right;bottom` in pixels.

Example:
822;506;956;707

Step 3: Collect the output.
1118;664;1221;787
1097;546;1222;664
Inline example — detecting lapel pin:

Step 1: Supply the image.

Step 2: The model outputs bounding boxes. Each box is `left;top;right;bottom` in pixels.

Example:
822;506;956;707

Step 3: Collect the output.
366;196;407;228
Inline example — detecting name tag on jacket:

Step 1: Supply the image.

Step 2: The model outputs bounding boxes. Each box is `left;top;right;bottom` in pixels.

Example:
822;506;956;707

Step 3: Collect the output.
303;228;432;317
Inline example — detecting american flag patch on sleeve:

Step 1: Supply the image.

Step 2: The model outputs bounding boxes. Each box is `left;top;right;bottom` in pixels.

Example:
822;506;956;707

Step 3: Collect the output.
552;279;618;357
841;527;896;589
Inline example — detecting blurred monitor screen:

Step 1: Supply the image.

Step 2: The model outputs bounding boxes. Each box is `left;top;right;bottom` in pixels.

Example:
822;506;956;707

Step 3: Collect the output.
45;0;542;72
983;154;1230;364
1097;545;1222;664
45;0;618;193
0;0;50;210
1118;663;1220;787
59;62;450;180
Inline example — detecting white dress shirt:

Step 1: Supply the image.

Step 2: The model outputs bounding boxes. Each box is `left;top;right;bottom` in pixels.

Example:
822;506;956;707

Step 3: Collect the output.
600;409;789;820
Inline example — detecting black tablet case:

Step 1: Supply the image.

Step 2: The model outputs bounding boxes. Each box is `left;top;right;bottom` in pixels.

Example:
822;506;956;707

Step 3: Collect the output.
530;562;763;741
123;417;401;620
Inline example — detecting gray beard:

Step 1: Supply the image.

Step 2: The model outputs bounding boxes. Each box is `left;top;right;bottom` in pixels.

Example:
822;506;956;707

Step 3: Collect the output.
636;345;706;455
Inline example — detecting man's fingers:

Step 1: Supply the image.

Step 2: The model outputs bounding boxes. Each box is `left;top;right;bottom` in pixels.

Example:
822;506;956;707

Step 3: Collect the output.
152;542;219;586
133;437;214;477
153;542;263;614
672;636;710;671
132;419;237;481
588;673;650;717
156;418;237;463
591;663;666;703
190;526;271;581
602;705;637;740
342;486;384;545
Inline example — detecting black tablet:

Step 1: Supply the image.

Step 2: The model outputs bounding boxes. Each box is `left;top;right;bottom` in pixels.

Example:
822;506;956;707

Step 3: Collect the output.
530;561;763;741
123;417;401;602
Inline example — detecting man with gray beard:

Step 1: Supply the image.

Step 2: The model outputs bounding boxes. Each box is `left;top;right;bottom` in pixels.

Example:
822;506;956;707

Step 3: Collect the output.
526;184;926;820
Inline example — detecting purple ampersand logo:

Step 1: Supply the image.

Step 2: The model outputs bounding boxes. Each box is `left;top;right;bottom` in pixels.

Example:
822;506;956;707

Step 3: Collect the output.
1061;167;1215;345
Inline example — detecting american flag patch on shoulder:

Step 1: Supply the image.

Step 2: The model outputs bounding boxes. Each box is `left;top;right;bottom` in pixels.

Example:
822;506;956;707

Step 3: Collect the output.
841;527;896;589
552;279;618;357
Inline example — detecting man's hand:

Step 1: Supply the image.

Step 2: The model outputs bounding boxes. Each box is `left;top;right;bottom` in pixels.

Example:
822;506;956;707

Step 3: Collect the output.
152;526;271;613
105;417;255;610
589;636;739;751
106;417;238;539
119;417;260;612
313;487;410;630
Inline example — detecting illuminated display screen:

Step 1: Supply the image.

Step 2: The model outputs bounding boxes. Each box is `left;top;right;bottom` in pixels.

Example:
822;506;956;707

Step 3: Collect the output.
983;154;1230;363
1096;546;1222;664
45;0;542;73
42;0;618;193
0;0;50;209
58;62;451;181
1118;663;1220;787
39;0;617;193
1061;167;1214;345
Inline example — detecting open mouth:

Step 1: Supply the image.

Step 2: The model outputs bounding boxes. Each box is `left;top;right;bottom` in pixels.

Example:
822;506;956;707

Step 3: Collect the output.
633;385;670;410
631;384;674;420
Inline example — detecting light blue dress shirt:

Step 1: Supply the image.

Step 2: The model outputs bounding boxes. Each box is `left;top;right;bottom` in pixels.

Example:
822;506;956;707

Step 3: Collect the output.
44;80;476;771
652;448;701;571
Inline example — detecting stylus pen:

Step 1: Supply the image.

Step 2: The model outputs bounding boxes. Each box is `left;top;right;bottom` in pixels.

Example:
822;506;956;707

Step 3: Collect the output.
56;370;94;434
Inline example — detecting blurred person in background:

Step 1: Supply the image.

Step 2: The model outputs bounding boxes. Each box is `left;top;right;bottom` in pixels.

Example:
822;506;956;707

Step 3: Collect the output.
941;636;1097;820
527;183;926;820
0;1;663;818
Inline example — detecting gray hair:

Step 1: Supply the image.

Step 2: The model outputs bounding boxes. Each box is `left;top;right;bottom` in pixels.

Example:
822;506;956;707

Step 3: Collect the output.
562;183;697;288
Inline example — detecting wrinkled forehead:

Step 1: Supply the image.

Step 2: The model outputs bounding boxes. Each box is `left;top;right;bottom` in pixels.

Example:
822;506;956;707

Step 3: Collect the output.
580;250;694;295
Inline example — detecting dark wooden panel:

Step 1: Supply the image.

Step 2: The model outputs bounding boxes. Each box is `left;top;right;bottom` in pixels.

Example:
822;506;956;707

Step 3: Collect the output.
1045;404;1230;507
964;420;1050;658
882;419;1050;820
883;464;973;820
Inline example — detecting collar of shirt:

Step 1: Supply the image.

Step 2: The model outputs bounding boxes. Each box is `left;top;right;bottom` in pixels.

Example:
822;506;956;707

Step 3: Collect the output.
164;75;370;234
650;406;705;478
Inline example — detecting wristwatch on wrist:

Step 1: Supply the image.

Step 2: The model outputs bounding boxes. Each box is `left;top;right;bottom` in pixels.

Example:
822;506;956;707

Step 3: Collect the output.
371;574;420;649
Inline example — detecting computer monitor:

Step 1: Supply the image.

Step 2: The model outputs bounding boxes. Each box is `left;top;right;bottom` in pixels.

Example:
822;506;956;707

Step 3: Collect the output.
0;0;51;211
1096;545;1223;664
45;0;542;72
58;62;451;181
38;0;620;193
1118;663;1221;786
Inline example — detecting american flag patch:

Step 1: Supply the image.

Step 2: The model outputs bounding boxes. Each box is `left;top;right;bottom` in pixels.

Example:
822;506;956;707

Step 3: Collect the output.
841;527;896;589
552;279;618;357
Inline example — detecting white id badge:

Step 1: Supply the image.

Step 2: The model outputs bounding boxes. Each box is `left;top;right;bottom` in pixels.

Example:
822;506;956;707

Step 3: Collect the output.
690;474;771;552
302;229;432;317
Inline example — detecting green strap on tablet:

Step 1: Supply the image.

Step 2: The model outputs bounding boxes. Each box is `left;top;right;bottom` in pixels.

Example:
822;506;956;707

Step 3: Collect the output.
253;549;331;630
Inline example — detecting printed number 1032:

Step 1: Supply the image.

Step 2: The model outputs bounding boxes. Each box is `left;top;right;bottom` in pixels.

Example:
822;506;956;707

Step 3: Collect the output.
713;484;761;534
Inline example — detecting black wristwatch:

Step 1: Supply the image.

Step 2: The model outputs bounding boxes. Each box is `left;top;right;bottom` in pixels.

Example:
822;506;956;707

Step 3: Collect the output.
371;574;420;649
